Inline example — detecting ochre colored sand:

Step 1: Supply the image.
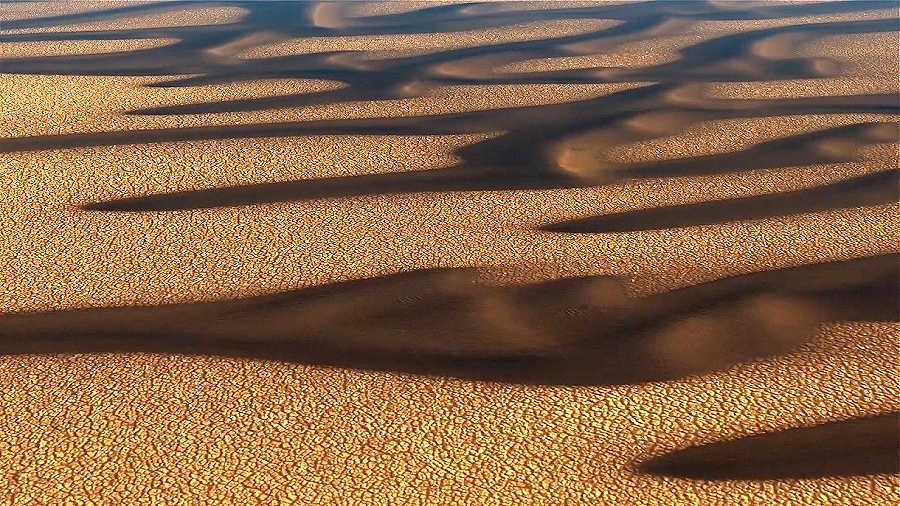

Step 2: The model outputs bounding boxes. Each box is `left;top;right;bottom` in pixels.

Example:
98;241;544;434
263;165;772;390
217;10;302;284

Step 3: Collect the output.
1;1;898;504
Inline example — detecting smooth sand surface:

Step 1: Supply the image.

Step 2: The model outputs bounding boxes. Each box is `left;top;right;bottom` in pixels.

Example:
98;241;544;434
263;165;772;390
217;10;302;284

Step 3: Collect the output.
0;2;246;34
1;1;898;505
0;38;179;58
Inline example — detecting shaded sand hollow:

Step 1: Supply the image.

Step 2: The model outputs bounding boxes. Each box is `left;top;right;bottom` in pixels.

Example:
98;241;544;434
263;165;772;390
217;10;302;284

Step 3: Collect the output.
1;1;898;505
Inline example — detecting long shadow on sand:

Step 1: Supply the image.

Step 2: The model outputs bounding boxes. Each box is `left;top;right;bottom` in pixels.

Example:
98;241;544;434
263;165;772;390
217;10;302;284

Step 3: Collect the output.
2;2;897;217
544;169;899;233
640;412;900;480
2;254;896;386
3;1;899;486
64;117;897;212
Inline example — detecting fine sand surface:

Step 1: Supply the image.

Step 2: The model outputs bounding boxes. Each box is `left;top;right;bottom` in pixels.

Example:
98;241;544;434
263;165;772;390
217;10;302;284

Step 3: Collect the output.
1;1;898;505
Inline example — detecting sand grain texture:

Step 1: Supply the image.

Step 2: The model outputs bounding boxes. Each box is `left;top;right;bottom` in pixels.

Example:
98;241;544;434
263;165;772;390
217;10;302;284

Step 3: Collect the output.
1;1;898;505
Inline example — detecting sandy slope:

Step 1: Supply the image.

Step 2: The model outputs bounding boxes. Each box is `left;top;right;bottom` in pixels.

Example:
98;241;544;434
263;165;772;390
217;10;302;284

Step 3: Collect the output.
1;1;898;505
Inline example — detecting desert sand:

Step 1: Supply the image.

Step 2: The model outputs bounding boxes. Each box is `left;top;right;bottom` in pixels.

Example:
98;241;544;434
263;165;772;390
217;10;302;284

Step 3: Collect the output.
1;1;898;504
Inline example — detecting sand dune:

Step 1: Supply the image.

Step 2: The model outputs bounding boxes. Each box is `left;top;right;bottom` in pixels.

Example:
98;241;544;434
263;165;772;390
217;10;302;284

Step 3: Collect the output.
544;169;899;232
0;3;246;34
0;38;178;58
642;412;900;480
2;254;896;384
238;19;616;59
0;1;150;22
1;1;898;505
606;114;897;163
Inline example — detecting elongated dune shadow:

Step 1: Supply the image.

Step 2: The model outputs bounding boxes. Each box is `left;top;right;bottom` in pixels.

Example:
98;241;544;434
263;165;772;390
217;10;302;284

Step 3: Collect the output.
2;254;896;386
74;117;898;212
640;412;900;480
544;169;899;233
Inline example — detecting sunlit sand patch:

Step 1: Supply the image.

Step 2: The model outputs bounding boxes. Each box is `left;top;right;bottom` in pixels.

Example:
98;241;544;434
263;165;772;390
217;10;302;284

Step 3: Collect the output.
0;1;147;22
0;319;895;504
2;3;899;504
497;8;895;74
345;0;486;17
0;38;178;58
606;114;899;163
707;77;899;100
2;136;895;313
0;131;495;312
238;19;617;59
803;32;899;80
498;34;698;72
5;133;497;201
459;1;640;15
0;74;347;137
1;74;642;137
1;4;247;34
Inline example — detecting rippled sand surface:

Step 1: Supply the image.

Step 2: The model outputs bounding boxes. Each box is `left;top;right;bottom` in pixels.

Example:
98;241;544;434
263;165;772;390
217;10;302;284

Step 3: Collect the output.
1;1;898;505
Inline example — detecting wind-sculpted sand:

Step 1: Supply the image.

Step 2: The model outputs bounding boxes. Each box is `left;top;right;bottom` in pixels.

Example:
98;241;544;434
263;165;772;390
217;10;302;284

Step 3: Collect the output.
0;38;179;58
0;2;246;34
1;1;898;505
238;19;617;59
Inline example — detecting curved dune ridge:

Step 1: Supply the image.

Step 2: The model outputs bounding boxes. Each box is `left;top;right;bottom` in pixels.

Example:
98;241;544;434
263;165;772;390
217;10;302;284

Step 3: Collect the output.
0;73;639;137
709;30;900;98
0;75;349;137
1;1;898;505
604;113;899;163
238;19;617;59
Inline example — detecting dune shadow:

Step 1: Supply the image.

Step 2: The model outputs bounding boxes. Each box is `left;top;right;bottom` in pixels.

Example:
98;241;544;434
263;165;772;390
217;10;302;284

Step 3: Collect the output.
70;116;897;212
544;169;899;233
2;1;898;385
1;1;897;219
640;412;900;480
2;254;895;386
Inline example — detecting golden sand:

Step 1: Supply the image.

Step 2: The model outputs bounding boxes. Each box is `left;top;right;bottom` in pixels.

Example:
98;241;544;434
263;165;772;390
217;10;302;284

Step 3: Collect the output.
1;1;898;505
1;322;896;504
238;19;618;59
606;114;899;163
0;38;179;58
500;8;897;73
0;4;246;34
0;75;347;137
498;33;697;72
710;31;900;99
0;1;148;22
0;73;641;136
